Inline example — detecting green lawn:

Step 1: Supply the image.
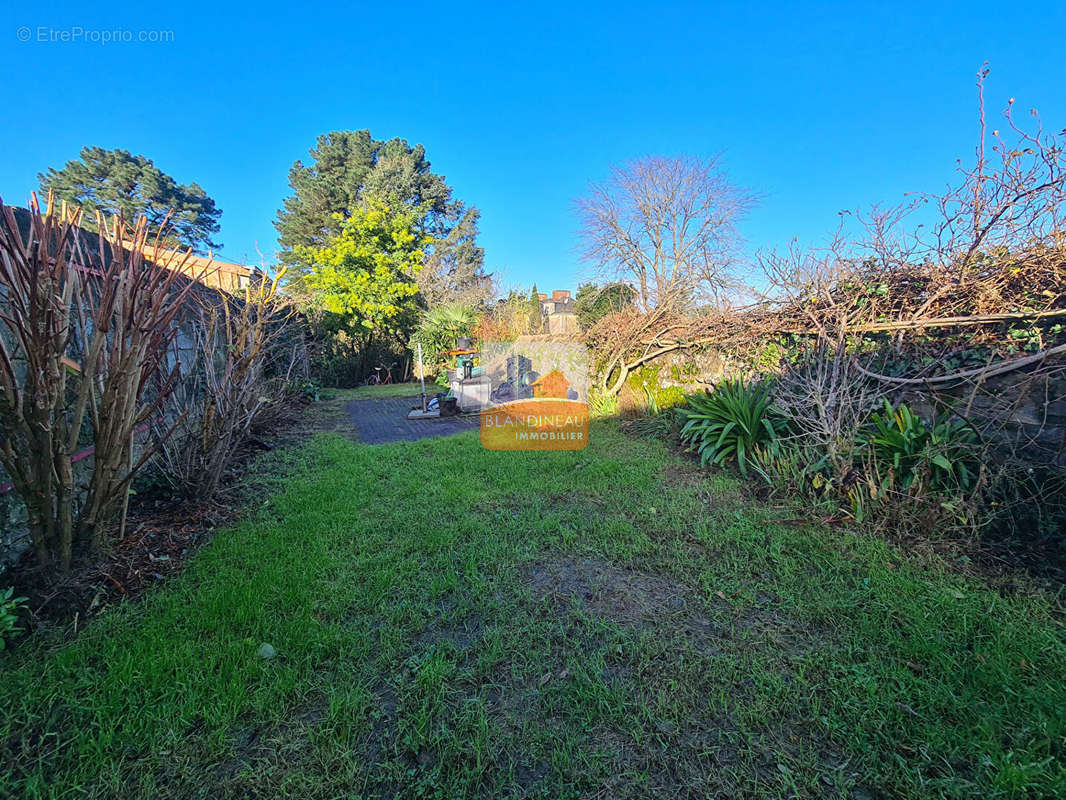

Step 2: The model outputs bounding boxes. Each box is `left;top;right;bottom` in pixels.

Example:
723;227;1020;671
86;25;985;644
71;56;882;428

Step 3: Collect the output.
2;422;1064;798
341;381;428;400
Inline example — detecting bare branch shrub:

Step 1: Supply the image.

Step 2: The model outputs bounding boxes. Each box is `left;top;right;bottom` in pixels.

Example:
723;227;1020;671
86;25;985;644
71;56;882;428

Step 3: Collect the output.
774;342;885;478
0;194;205;570
154;272;299;499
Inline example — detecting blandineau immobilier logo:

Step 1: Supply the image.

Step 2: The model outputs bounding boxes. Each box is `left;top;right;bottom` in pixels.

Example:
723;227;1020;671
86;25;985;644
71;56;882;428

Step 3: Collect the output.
479;343;589;451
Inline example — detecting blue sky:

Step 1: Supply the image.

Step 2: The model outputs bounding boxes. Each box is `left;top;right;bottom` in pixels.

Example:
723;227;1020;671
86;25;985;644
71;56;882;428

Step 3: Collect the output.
2;1;1064;293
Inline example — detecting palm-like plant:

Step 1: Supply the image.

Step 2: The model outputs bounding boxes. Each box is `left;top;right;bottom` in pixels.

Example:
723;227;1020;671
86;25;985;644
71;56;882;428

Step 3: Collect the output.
677;379;783;477
410;303;477;373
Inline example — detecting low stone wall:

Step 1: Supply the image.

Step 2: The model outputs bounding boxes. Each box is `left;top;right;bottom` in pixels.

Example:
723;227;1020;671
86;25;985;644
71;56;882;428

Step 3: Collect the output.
906;368;1066;468
624;345;1066;468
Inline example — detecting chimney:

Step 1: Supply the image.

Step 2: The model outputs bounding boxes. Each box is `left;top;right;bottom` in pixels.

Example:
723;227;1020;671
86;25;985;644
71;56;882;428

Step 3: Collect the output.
552;289;570;301
537;292;547;301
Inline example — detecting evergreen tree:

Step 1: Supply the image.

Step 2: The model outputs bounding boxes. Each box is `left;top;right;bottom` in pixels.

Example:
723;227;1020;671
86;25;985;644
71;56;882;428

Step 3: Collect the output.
275;131;488;299
39;146;222;252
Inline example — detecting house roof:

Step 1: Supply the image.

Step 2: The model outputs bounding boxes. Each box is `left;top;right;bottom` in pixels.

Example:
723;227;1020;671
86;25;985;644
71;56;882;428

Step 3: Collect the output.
5;205;252;294
531;369;572;398
122;240;252;293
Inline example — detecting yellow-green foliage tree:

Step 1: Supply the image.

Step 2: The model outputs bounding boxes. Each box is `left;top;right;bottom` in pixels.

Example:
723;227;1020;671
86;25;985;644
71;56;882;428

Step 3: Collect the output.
299;198;427;381
301;199;425;331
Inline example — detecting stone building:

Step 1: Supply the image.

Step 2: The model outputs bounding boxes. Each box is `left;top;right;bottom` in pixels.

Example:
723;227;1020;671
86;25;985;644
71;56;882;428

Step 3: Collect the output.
538;289;579;336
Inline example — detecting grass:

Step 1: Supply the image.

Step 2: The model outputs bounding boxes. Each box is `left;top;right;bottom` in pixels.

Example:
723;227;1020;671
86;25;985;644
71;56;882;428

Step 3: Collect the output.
341;381;428;400
1;420;1064;798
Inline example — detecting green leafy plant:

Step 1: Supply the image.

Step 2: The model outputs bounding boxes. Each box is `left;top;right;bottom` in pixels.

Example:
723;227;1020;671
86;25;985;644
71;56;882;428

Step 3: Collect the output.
299;199;426;337
927;417;981;491
677;378;783;477
409;302;478;378
588;389;619;419
293;378;321;402
862;401;979;495
644;385;660;416
0;587;28;650
755;340;785;372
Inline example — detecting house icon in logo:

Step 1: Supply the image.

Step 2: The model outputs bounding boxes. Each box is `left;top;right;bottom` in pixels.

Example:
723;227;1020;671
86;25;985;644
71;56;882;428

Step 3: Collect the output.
530;369;572;399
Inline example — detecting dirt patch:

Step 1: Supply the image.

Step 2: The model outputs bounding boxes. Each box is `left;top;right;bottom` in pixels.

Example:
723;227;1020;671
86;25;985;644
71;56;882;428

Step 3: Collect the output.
267;389;363;444
526;556;688;623
416;611;483;658
504;556;840;797
522;554;832;670
9;493;242;642
523;555;720;653
660;460;702;488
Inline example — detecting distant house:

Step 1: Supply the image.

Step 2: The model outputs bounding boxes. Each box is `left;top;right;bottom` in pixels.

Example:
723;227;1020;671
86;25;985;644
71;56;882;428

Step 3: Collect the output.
540;289;574;315
539;289;579;336
7;206;254;295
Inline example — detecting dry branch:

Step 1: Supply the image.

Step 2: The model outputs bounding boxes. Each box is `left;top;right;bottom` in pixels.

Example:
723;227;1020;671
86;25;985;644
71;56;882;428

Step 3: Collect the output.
855;342;1066;386
153;270;298;499
0;193;209;570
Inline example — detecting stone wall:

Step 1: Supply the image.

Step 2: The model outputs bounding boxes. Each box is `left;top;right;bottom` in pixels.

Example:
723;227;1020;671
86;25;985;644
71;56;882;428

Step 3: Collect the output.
905;368;1066;468
628;344;1066;468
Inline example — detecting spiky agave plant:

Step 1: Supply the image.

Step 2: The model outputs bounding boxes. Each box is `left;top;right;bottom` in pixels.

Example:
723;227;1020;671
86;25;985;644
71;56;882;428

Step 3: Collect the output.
677;378;784;477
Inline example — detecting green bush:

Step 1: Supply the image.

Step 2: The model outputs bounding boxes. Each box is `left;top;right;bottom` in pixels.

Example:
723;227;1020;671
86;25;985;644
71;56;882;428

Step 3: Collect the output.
862;401;979;494
677;378;784;477
409;303;477;378
0;587;28;650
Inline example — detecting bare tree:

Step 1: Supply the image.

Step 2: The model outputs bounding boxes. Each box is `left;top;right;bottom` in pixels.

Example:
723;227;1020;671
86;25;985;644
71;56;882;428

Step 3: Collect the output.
576;155;757;313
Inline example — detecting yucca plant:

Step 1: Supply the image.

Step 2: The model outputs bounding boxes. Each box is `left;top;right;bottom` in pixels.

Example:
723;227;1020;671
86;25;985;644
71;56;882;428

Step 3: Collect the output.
677;378;783;477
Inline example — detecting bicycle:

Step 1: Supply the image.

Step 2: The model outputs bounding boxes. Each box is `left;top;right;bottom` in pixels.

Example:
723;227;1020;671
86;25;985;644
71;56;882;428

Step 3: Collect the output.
366;362;396;385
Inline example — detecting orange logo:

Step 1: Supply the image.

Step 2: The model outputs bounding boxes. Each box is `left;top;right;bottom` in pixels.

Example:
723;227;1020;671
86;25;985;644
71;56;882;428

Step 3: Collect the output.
481;397;589;450
477;342;590;451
